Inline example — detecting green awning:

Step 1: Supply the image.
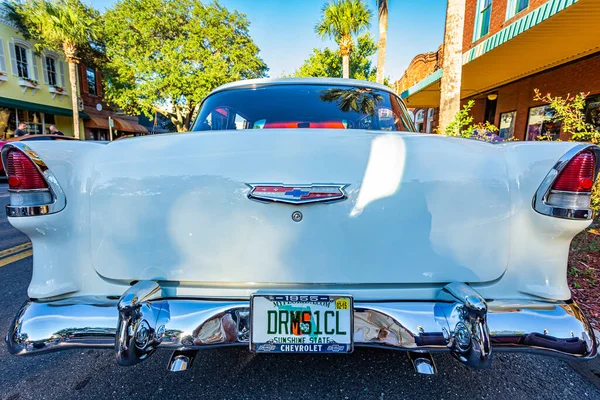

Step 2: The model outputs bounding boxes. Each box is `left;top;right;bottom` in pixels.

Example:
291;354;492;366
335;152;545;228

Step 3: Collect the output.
0;97;90;119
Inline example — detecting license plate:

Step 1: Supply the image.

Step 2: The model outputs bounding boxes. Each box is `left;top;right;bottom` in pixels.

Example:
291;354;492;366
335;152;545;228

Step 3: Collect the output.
250;294;353;353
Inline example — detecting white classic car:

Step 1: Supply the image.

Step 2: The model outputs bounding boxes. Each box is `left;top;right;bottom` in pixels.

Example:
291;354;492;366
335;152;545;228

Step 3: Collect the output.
3;78;599;374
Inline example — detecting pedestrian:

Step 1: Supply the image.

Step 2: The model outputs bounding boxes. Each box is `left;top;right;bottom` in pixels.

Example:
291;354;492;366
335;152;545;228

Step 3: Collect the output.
49;125;64;136
13;122;27;137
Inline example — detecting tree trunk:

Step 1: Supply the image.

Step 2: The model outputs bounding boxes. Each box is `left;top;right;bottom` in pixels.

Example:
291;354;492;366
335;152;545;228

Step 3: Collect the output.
438;0;466;134
339;34;353;79
376;0;388;85
67;61;81;139
342;55;350;79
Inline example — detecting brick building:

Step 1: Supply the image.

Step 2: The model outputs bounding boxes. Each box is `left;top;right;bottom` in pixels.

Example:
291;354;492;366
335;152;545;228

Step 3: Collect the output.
79;62;147;141
398;0;600;140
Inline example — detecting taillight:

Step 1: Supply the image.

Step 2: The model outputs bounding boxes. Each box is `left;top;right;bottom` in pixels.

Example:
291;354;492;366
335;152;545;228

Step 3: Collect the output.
2;147;56;216
551;151;595;193
535;146;599;220
6;150;48;190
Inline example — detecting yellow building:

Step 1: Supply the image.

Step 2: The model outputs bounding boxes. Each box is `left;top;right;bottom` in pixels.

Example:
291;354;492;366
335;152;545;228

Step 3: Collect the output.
0;16;86;139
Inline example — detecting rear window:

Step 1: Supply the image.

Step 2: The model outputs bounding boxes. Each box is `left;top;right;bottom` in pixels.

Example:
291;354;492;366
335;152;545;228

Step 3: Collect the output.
192;84;416;132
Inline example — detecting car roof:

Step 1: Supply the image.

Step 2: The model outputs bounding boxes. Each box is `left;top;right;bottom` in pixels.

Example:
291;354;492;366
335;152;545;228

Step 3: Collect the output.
210;78;395;96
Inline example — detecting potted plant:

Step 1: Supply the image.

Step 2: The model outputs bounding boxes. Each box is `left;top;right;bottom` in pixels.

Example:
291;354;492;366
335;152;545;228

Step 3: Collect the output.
23;77;39;86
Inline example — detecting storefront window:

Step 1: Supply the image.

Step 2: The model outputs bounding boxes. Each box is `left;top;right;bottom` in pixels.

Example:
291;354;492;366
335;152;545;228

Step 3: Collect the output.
0;108;12;139
584;94;600;132
415;109;424;133
499;111;516;139
526;105;561;141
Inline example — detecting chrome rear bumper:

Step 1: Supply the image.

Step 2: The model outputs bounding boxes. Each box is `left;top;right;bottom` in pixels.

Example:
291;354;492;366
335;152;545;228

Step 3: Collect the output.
6;281;597;369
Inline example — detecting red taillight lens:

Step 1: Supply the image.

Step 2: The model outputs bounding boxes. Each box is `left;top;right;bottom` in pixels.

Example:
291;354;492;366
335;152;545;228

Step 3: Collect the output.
552;151;596;193
6;150;48;190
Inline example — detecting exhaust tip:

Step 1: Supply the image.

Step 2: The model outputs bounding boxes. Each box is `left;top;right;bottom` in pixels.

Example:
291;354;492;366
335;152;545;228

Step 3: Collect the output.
168;355;191;372
407;352;437;375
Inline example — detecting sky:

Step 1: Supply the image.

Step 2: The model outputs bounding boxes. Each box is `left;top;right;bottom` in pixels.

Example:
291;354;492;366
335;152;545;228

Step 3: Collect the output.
89;0;447;82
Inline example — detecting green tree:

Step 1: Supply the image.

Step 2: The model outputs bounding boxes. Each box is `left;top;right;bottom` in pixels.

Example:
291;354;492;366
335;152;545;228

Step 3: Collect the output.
290;33;382;82
315;0;371;79
5;0;101;139
102;0;267;132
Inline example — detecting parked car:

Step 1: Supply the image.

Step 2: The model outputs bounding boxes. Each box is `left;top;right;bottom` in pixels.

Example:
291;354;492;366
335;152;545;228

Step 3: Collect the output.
0;134;78;175
3;78;599;374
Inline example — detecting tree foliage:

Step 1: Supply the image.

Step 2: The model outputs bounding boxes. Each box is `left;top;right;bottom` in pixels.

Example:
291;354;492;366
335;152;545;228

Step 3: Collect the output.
4;0;100;61
102;0;268;131
315;0;371;78
4;0;101;139
290;33;383;82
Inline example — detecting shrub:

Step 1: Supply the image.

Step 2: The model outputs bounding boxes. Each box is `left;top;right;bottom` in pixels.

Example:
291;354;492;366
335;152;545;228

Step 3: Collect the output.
532;89;599;216
439;91;599;215
437;100;500;142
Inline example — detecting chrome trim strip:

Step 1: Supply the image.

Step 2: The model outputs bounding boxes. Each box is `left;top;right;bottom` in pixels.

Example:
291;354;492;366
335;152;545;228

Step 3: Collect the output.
1;142;66;217
533;144;600;220
6;284;596;367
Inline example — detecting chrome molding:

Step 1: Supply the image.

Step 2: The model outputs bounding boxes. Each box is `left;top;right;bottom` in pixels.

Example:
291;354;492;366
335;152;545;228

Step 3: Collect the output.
1;142;67;217
6;282;597;369
533;144;600;220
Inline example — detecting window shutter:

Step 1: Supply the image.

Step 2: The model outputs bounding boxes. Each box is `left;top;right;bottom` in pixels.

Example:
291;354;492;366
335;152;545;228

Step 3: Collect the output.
95;69;102;96
41;55;48;84
30;52;39;82
0;39;6;73
80;64;88;94
59;60;65;88
8;42;18;76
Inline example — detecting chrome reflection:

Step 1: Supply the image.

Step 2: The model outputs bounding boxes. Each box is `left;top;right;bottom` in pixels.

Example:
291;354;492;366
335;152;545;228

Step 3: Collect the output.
407;351;437;375
6;282;597;370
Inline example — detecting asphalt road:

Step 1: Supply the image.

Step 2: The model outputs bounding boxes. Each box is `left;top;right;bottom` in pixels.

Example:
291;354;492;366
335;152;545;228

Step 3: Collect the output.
0;181;599;400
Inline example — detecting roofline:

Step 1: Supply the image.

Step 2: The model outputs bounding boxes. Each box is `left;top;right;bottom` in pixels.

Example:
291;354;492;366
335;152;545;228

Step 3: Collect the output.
209;78;395;96
400;0;580;101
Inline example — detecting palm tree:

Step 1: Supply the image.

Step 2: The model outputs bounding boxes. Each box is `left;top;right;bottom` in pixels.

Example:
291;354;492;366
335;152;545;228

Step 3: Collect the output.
375;0;388;84
438;0;466;134
4;0;100;140
316;0;372;79
320;87;384;115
